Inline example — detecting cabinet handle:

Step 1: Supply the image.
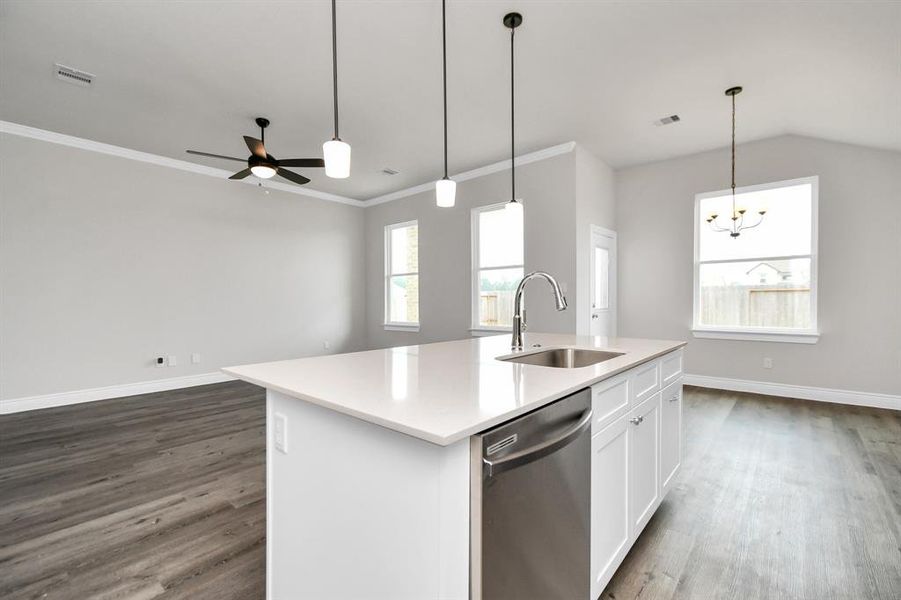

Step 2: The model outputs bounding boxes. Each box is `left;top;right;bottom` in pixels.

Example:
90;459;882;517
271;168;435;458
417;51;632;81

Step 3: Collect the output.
669;395;679;402
630;416;644;425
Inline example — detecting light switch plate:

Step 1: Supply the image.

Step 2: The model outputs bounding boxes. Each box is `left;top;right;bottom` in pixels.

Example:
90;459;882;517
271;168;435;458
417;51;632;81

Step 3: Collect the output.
274;413;288;454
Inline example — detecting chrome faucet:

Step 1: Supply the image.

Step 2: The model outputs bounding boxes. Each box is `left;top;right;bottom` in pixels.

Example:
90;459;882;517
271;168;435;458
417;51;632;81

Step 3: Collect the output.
511;271;568;351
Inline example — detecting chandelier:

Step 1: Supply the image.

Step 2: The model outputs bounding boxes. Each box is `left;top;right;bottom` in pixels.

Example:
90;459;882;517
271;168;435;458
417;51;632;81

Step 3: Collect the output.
706;86;766;238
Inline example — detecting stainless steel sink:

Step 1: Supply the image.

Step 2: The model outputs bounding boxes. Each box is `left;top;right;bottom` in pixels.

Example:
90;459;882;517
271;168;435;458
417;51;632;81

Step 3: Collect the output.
498;348;625;368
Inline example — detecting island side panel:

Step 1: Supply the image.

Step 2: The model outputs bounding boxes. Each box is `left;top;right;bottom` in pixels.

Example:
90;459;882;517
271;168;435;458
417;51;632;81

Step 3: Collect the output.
266;390;470;600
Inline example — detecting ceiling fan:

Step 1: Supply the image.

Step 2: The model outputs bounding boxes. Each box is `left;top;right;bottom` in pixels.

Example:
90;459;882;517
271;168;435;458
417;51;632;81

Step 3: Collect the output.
186;117;325;185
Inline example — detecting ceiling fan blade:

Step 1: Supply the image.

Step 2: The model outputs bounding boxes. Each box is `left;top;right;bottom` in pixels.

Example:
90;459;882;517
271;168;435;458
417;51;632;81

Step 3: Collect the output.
244;136;267;159
276;168;310;185
186;150;246;163
278;158;326;168
229;168;253;180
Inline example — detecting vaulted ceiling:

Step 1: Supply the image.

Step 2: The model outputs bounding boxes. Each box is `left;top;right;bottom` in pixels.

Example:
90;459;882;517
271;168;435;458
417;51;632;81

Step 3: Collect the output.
2;0;899;199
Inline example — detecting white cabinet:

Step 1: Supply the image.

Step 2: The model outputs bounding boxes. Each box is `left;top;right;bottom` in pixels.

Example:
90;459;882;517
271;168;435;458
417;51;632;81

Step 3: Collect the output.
591;373;630;433
590;417;631;599
628;394;660;538
660;349;683;388
588;349;682;599
629;359;660;406
660;380;682;495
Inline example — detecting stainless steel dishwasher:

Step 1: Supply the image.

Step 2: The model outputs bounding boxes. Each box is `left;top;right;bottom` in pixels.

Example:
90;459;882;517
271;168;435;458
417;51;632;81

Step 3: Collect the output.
470;388;591;600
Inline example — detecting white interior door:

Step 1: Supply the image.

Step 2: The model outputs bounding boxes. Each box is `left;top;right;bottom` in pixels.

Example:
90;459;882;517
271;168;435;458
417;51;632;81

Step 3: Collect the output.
590;226;617;337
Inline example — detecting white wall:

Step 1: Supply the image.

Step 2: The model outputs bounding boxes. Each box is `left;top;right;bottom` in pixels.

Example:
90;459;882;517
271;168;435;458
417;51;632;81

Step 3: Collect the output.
364;152;580;349
575;145;616;335
616;135;901;396
0;134;366;401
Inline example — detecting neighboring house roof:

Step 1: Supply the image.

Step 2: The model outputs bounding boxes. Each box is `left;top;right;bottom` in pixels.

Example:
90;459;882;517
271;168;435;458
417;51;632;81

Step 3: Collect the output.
746;262;789;277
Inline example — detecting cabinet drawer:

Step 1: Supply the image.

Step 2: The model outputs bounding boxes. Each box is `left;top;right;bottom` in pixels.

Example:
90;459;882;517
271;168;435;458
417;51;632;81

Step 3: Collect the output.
591;375;630;433
629;360;660;406
660;350;683;388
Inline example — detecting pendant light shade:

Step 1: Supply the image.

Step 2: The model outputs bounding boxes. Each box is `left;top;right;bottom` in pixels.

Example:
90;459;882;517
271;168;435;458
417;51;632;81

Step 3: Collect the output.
436;177;456;208
505;196;524;215
504;12;523;213
323;139;351;179
435;0;455;207
324;0;351;179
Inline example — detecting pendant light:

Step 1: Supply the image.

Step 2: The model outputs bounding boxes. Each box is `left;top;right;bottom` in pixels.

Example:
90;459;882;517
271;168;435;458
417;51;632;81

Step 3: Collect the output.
504;12;523;215
435;0;456;207
706;86;766;238
323;0;351;178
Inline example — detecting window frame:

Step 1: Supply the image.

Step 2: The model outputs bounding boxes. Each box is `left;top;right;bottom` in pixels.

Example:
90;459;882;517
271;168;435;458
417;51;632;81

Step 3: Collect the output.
470;203;525;333
384;220;420;332
692;175;820;344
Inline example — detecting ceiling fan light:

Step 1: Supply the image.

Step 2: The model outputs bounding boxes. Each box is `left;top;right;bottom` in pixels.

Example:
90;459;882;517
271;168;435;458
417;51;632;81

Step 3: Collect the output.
323;139;351;179
250;165;276;179
436;178;456;208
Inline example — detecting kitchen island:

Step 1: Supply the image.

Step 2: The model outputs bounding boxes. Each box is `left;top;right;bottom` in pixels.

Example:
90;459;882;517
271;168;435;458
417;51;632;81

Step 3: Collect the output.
224;333;685;600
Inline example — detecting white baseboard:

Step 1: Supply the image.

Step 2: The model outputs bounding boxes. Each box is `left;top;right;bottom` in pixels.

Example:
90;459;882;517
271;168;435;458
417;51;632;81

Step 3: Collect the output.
683;374;900;411
0;372;237;415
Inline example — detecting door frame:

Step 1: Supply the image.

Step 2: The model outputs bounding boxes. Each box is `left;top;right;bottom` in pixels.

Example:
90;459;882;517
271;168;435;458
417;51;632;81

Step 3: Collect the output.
589;225;618;337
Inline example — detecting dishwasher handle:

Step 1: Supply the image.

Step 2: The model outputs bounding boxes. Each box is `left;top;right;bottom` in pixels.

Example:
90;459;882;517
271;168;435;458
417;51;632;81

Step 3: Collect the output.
483;408;592;477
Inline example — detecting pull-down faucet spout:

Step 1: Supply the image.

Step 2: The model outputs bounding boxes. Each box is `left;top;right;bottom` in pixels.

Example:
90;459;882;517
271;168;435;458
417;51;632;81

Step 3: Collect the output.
511;271;568;351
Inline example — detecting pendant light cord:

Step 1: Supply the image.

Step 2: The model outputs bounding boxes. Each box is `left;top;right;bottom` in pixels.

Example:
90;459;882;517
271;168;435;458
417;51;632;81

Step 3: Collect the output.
730;91;736;220
510;24;515;202
442;0;448;179
331;0;340;140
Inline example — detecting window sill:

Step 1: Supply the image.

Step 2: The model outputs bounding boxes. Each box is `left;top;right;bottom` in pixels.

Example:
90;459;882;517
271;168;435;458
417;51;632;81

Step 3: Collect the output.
692;328;820;344
384;323;420;332
469;327;511;337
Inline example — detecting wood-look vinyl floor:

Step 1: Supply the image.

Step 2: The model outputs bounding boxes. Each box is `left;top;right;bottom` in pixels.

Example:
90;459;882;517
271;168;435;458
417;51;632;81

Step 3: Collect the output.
1;382;899;599
0;381;266;600
602;387;901;600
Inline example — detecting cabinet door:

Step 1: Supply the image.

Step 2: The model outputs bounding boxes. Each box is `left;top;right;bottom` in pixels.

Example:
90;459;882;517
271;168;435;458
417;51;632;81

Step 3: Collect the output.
660;381;682;496
590;416;631;600
628;394;660;538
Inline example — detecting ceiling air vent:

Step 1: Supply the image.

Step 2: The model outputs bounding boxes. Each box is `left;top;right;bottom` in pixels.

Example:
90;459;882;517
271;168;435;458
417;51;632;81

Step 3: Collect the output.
654;114;680;127
381;168;400;176
54;63;95;87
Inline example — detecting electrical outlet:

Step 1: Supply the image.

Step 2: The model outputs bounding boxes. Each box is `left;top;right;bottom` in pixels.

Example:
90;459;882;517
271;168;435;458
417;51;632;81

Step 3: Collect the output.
274;413;288;453
167;355;177;367
191;353;201;364
323;341;330;351
763;357;773;369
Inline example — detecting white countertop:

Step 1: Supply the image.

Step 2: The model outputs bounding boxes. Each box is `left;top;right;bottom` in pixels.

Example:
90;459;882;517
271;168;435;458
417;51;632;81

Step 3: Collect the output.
223;333;686;446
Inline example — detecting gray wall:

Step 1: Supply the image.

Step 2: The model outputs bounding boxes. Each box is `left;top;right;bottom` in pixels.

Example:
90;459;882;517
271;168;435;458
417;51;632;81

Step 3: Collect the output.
365;152;579;349
574;145;616;335
616;135;901;395
0;134;366;400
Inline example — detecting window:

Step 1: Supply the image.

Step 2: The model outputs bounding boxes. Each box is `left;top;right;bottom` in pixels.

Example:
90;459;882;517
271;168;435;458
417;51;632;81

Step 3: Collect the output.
385;221;419;331
472;204;524;330
693;176;819;343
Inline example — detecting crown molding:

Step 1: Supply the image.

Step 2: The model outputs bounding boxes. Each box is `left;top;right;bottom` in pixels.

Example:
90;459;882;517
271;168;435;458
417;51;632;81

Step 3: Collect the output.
1;120;576;209
363;141;577;206
0;120;365;207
